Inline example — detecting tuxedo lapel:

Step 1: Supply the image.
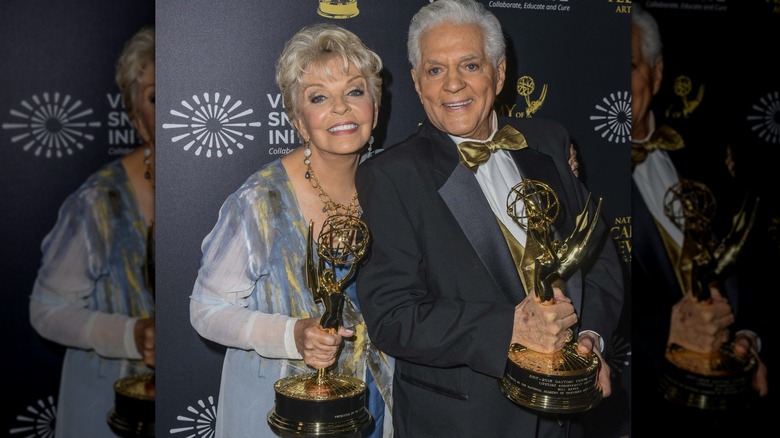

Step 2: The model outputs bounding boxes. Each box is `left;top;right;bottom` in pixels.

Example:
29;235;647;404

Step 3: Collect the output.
439;164;524;302
632;181;683;299
512;148;577;239
419;121;525;302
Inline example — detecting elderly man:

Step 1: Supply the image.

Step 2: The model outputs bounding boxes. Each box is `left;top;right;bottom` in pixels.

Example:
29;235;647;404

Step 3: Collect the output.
631;4;768;436
355;0;623;436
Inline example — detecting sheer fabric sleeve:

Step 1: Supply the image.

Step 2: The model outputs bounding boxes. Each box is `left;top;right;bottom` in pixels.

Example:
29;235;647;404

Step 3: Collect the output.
190;190;300;360
29;186;141;359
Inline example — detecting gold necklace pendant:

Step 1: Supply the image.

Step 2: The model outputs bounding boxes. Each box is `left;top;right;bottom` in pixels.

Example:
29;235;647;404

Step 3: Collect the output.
303;147;359;218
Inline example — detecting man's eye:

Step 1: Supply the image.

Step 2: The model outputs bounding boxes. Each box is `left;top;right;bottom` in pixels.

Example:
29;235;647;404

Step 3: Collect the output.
428;67;442;76
464;63;479;72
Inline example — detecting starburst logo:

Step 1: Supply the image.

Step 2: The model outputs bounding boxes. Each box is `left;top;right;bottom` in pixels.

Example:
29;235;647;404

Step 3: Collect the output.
8;396;56;437
1;92;101;158
162;92;262;158
169;395;217;437
589;90;631;144
747;90;780;144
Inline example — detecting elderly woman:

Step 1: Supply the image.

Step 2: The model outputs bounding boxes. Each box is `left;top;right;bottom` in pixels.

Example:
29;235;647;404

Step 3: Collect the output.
189;23;393;438
29;26;156;436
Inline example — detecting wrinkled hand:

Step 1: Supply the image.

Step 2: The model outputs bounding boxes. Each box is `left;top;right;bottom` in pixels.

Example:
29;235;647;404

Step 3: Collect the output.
568;143;580;178
512;286;578;354
668;287;734;353
134;317;155;368
576;332;612;397
294;317;354;370
733;332;769;397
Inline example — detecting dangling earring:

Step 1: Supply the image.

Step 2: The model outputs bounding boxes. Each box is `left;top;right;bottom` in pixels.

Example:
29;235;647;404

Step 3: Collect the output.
367;135;374;155
143;144;152;181
303;139;312;180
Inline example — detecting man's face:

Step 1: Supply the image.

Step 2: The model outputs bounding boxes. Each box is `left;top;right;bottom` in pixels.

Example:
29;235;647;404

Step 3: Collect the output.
631;24;662;139
411;21;506;140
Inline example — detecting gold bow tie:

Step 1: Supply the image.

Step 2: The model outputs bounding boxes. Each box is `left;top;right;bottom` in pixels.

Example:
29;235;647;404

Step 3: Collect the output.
631;124;684;167
457;125;528;172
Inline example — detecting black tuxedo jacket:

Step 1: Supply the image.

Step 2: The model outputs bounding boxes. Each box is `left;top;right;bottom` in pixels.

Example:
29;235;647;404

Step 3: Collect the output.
356;116;624;437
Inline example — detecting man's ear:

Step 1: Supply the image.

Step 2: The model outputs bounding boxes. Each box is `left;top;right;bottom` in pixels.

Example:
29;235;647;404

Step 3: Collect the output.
411;68;423;103
495;56;507;95
652;56;664;96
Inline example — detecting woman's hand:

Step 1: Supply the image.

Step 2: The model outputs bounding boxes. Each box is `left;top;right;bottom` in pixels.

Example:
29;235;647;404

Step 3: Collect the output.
134;317;155;367
294;317;354;369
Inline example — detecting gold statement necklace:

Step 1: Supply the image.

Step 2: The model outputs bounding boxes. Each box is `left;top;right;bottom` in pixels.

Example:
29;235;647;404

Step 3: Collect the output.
303;144;360;217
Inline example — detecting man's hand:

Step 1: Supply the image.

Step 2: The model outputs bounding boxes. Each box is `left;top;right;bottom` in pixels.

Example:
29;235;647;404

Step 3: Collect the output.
512;286;577;354
733;331;768;397
576;332;612;397
667;286;733;353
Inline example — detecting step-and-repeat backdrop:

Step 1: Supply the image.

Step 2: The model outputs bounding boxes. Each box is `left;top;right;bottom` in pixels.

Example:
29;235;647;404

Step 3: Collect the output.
3;0;634;436
155;1;631;437
633;0;779;431
0;1;154;435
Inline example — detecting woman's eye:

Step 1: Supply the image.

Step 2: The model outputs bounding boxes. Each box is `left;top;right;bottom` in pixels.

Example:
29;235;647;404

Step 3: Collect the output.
348;88;365;97
310;95;325;104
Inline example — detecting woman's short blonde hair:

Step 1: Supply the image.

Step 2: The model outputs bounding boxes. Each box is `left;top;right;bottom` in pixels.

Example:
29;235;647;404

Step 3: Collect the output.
275;23;383;121
115;26;155;118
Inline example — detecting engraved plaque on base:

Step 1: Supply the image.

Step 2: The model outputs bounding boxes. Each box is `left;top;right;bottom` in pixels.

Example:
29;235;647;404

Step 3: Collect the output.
501;343;601;413
660;179;759;410
498;180;604;414
107;372;155;438
661;344;756;410
268;215;371;436
268;374;370;437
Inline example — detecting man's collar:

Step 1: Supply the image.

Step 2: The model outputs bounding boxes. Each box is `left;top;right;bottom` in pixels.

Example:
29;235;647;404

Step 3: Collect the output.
447;111;499;145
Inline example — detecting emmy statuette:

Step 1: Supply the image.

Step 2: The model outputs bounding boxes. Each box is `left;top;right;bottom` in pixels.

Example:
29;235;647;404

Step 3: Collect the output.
660;179;758;410
108;221;156;437
498;180;604;414
268;215;371;437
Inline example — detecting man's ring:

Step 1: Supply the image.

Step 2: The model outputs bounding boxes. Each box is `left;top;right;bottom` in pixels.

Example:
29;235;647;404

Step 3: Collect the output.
564;328;573;343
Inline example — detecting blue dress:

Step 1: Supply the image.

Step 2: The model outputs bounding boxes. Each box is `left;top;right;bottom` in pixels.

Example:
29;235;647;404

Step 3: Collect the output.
30;159;154;437
190;159;393;438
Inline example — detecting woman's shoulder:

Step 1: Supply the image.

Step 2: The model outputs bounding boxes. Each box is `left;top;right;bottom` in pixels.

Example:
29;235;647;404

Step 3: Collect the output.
65;159;127;207
223;159;291;206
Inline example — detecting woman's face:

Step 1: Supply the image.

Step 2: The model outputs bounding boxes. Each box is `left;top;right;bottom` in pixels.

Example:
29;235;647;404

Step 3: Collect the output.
293;58;378;158
133;62;156;146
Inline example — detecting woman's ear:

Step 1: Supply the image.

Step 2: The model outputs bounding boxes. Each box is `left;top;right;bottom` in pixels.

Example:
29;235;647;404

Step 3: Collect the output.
131;115;150;144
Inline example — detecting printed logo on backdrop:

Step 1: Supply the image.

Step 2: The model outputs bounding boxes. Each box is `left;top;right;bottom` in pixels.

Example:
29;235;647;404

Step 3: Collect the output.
747;90;780;144
665;75;704;119
611;215;631;263
607;0;631;14
487;0;572;12
497;75;547;119
1;92;101;158
169;395;217;437
162;93;264;158
317;0;359;19
589;90;631;144
8;395;56;437
644;0;727;12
